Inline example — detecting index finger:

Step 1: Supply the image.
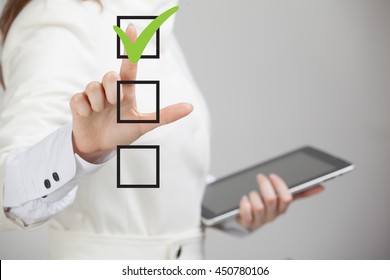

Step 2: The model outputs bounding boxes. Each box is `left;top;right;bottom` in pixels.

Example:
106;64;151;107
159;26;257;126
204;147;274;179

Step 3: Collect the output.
120;24;138;81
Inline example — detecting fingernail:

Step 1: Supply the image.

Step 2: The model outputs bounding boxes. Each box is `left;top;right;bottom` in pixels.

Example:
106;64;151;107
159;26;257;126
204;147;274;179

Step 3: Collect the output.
126;24;136;33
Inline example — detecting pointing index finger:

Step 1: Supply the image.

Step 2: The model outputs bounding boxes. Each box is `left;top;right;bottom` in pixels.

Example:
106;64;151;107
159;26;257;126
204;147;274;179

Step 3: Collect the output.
120;24;138;81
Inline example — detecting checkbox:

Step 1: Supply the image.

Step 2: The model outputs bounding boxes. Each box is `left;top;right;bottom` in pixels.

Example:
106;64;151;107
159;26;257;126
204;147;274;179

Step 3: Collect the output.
117;80;160;123
116;16;160;59
117;145;160;188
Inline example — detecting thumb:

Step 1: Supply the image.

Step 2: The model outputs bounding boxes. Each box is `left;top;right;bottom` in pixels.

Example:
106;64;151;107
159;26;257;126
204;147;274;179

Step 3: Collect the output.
139;103;193;133
293;185;325;200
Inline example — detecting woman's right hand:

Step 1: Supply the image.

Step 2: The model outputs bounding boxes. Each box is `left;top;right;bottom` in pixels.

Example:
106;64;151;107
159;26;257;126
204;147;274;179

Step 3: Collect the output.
70;25;193;162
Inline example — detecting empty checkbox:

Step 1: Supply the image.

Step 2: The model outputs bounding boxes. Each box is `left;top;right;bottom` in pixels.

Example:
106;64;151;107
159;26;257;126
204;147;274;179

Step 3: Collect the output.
117;145;160;188
117;80;160;123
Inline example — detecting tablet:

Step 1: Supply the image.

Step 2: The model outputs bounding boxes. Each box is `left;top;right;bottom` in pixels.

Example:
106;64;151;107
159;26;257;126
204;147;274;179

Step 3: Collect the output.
201;146;354;226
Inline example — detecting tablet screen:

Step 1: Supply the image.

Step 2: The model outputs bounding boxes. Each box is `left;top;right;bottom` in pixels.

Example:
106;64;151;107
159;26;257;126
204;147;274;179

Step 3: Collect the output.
203;149;340;216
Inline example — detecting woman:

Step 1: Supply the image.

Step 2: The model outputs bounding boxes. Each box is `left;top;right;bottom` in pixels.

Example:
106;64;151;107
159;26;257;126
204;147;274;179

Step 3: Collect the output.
0;0;322;259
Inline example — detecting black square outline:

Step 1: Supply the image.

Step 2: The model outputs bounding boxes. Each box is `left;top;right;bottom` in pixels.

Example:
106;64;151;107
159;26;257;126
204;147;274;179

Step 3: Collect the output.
117;80;160;124
117;145;160;188
116;16;160;60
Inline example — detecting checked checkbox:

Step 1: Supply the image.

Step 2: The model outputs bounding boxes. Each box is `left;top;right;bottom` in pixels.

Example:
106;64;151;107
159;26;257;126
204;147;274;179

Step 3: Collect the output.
116;16;160;60
114;7;178;63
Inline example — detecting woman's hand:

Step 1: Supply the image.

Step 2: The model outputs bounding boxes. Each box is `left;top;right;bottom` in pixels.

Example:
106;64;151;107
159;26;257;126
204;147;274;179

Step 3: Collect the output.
236;173;324;230
70;25;192;162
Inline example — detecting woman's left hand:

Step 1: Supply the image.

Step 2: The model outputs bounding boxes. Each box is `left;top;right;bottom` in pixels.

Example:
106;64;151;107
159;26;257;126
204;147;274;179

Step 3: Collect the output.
236;173;324;230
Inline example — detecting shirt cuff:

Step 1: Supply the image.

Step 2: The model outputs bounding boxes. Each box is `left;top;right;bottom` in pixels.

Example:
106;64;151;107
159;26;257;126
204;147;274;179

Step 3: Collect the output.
3;123;76;207
2;123;115;225
42;150;115;203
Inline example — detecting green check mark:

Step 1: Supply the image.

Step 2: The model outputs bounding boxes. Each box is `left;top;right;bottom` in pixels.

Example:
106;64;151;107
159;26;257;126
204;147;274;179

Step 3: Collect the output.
113;6;179;64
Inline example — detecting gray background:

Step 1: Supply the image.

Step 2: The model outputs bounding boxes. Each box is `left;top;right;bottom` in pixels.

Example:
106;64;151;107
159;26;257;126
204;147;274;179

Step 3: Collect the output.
1;0;389;259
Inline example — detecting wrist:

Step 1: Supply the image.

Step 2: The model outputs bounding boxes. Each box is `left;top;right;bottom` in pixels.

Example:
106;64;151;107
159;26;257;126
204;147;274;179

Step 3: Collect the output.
71;133;109;163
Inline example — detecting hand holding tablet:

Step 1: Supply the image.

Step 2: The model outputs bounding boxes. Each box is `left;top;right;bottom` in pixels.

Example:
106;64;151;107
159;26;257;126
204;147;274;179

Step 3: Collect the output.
202;146;354;226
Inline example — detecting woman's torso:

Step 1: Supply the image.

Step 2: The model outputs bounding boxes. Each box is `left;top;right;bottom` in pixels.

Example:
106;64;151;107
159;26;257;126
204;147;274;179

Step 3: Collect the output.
4;0;211;259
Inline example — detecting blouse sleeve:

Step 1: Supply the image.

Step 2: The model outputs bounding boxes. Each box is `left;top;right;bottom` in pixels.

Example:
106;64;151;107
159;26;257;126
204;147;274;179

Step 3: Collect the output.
0;0;105;230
